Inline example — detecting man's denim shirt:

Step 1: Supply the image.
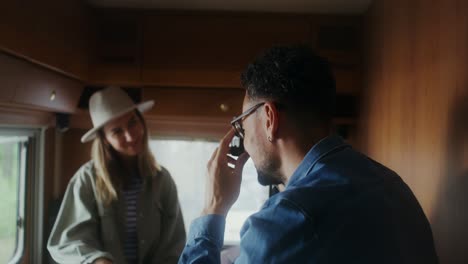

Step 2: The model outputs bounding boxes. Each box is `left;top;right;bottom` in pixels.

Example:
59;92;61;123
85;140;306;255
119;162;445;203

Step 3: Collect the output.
179;135;438;264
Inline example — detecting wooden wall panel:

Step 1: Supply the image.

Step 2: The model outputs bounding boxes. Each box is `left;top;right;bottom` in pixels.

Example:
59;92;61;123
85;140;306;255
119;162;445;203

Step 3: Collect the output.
59;129;92;193
359;0;468;263
70;86;358;140
0;52;83;114
70;87;242;140
86;10;362;94
0;0;90;79
146;116;231;140
333;68;362;95
143;87;244;118
142;14;312;88
87;10;142;85
0;105;53;126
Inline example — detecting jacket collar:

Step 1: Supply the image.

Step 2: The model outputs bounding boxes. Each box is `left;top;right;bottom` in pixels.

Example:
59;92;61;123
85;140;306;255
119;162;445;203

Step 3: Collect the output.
286;134;349;188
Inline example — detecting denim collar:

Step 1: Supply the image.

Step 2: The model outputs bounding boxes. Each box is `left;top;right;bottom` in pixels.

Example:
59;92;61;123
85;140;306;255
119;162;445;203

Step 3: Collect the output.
286;134;349;188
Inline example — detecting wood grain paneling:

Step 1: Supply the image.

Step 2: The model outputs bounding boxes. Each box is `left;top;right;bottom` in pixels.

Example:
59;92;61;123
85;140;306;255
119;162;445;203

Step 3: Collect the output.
0;52;83;113
359;0;468;263
70;87;242;139
146;116;231;140
0;0;90;79
87;9;142;85
71;86;356;141
143;87;244;118
60;128;92;192
1;6;363;95
141;13;312;88
333;68;362;95
0;105;53;126
86;10;362;94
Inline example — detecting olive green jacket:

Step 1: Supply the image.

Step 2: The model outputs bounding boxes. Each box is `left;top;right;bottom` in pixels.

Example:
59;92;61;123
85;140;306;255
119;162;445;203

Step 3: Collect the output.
47;161;186;264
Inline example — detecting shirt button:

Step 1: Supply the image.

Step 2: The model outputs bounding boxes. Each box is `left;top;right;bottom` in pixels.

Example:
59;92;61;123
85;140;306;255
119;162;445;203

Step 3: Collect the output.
141;240;146;244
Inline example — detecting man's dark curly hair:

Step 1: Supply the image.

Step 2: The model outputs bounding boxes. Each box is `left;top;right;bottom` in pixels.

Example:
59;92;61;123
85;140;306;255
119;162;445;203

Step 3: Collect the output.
241;45;336;125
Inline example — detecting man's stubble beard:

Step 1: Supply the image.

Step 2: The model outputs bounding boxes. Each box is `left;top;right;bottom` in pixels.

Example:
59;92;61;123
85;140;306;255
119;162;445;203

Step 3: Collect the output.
256;149;283;186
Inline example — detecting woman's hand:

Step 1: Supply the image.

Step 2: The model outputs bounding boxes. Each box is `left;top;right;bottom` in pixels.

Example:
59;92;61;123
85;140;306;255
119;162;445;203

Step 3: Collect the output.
203;129;250;217
93;258;113;264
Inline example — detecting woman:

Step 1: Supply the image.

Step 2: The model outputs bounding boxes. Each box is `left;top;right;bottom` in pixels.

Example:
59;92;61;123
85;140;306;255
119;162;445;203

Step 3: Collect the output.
48;86;186;264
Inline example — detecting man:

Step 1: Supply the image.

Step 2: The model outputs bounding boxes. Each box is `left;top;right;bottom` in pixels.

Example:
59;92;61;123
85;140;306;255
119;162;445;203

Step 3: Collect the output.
179;46;438;263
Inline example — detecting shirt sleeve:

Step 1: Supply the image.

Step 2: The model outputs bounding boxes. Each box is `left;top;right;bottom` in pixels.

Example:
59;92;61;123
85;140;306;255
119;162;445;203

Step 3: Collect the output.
178;215;226;264
178;199;312;264
47;168;113;264
235;199;313;263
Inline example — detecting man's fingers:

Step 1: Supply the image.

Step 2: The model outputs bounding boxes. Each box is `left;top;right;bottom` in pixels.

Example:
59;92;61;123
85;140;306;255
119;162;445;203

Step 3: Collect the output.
237;152;250;166
234;152;250;175
219;128;236;156
227;152;250;167
227;155;237;164
207;147;219;168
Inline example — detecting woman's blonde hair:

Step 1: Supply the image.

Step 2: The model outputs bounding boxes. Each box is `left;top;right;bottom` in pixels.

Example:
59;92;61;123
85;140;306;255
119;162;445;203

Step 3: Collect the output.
91;110;160;205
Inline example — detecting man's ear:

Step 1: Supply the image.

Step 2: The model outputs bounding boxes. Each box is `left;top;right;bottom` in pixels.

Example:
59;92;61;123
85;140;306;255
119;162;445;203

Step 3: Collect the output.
263;102;279;140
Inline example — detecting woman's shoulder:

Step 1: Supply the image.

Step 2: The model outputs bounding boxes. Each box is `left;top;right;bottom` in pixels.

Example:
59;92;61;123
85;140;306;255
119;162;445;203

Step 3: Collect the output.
68;160;97;188
157;165;171;178
149;165;175;189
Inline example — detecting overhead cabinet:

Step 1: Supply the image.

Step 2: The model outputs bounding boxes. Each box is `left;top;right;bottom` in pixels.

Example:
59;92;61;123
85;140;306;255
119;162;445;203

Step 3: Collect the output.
0;53;83;113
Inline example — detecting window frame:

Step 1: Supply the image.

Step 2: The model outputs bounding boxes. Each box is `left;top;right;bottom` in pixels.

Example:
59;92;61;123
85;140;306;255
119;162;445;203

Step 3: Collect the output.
0;127;44;264
149;135;269;245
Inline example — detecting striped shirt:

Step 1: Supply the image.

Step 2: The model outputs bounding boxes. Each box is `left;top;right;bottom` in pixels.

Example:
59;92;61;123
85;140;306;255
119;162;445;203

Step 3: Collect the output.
122;176;143;264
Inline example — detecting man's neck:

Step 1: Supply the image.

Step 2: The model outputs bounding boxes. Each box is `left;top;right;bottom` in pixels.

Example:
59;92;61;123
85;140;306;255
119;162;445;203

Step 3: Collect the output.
279;131;330;186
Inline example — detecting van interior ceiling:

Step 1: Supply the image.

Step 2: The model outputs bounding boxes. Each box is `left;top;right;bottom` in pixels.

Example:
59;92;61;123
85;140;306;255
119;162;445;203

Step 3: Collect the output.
0;0;467;263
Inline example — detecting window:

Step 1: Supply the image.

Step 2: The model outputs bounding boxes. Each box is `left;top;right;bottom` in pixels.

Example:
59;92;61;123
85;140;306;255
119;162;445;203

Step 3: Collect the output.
0;128;42;264
150;138;269;244
0;135;27;263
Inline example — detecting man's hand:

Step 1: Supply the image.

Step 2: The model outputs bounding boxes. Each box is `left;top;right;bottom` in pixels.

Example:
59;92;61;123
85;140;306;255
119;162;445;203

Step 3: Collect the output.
93;258;113;264
203;129;250;217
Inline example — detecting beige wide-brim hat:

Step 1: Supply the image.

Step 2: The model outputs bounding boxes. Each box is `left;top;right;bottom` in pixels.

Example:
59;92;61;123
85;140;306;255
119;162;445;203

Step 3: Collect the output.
81;86;154;143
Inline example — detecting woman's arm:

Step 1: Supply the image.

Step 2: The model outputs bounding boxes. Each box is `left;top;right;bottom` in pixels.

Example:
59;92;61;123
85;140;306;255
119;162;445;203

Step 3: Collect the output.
93;258;113;264
151;168;187;263
47;166;114;264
